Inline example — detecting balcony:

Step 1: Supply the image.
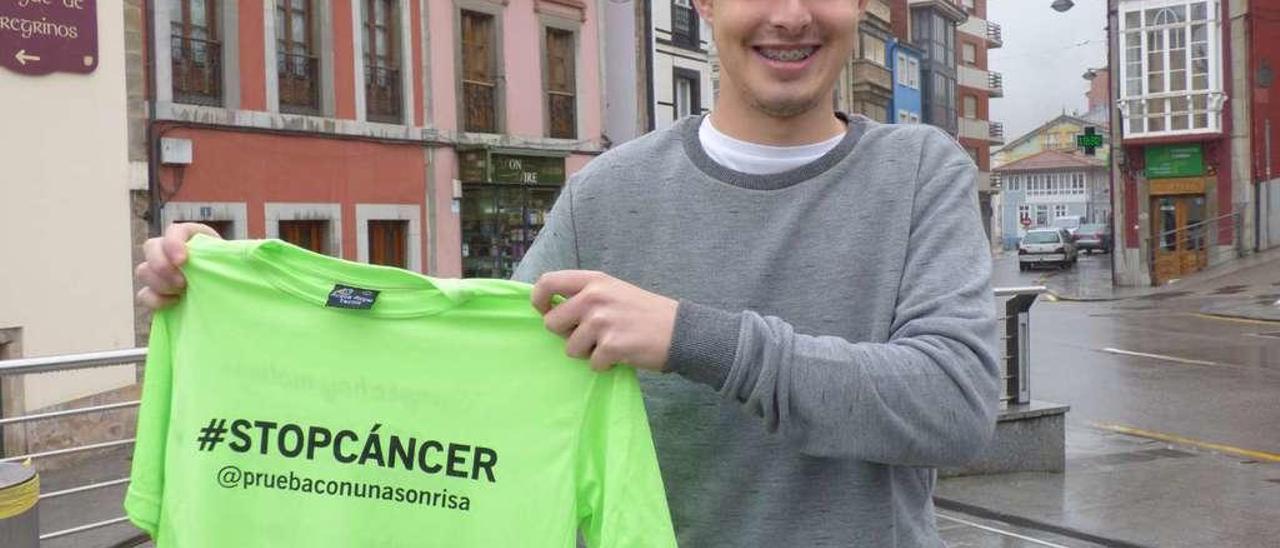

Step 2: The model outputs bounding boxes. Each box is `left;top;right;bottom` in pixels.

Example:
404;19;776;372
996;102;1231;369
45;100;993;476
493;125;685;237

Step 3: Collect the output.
989;70;1004;97
987;21;1003;48
171;35;222;106
278;52;320;115
960;117;991;142
990;121;1006;144
365;65;402;125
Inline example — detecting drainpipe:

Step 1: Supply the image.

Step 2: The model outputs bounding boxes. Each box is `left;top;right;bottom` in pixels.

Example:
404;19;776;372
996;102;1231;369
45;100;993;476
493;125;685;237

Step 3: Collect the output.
145;0;160;237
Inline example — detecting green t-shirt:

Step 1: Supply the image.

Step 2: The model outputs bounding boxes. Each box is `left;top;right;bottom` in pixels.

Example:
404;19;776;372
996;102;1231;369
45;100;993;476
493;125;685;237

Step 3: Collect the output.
125;235;675;547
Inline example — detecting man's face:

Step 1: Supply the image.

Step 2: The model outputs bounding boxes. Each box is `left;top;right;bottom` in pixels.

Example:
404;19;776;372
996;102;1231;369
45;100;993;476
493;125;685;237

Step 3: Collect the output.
697;0;862;118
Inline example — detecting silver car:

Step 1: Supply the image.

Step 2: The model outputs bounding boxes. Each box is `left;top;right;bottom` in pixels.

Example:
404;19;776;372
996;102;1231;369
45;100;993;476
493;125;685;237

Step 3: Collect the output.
1018;228;1078;271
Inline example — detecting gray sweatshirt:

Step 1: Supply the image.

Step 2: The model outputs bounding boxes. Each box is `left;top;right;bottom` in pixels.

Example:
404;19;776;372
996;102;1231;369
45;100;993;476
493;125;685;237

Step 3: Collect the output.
513;114;999;547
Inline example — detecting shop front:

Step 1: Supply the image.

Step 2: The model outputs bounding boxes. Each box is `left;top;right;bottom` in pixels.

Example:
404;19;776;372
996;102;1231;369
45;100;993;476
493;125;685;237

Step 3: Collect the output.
1145;144;1209;285
458;149;566;279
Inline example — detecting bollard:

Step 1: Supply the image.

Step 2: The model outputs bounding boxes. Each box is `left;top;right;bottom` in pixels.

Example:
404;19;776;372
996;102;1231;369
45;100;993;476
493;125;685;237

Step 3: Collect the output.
0;462;39;548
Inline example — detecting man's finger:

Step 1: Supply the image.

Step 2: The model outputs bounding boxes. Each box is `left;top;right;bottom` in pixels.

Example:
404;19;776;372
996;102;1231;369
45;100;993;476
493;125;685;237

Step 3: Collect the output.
530;270;600;314
135;288;177;310
141;238;183;292
564;321;600;361
589;345;618;372
162;223;219;268
542;292;590;337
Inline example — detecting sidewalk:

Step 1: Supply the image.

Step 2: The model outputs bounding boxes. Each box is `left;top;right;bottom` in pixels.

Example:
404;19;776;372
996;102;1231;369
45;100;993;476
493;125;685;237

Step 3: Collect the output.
1044;246;1280;322
936;421;1280;547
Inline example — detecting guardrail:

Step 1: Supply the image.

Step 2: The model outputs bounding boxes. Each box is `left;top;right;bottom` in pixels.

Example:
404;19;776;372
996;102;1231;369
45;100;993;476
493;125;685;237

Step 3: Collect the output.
0;286;1047;544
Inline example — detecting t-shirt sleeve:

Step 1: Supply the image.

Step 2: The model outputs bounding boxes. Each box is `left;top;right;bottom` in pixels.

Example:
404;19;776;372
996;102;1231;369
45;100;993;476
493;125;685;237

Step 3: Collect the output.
574;369;676;548
124;312;175;537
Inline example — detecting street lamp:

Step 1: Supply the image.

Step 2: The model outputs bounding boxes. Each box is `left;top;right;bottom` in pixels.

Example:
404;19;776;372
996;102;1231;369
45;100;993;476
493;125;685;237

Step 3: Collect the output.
1051;0;1075;12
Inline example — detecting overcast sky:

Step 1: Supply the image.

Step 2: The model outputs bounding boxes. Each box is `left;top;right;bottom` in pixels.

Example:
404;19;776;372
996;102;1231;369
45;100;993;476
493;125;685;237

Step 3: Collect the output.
988;0;1108;144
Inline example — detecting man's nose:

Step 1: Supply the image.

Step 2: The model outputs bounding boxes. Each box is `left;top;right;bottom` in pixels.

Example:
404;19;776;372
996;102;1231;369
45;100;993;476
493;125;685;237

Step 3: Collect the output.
767;0;814;36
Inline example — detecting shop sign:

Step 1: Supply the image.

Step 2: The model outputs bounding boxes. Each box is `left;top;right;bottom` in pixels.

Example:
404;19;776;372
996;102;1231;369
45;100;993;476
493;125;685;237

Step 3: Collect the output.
0;0;98;76
1144;144;1204;179
458;150;566;185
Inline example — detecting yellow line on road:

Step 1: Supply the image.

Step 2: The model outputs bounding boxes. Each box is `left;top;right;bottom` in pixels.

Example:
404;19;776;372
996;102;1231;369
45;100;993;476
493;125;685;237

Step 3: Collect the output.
1089;421;1280;463
1192;313;1280;326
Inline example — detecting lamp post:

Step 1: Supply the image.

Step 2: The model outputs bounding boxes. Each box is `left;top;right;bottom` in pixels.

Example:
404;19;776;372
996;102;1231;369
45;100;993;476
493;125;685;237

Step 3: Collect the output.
1051;0;1075;12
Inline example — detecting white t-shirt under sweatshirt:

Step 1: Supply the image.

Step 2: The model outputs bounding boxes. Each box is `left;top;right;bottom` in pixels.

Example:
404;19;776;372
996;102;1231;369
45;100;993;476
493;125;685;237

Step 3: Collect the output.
698;115;846;175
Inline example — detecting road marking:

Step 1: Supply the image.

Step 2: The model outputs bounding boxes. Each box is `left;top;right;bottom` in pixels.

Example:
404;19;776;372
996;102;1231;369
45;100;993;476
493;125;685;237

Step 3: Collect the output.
935;513;1072;548
1099;347;1223;367
1090;422;1280;463
1192;313;1280;326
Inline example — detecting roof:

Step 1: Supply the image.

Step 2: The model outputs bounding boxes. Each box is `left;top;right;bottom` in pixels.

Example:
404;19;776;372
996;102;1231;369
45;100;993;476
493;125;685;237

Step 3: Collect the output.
995;114;1110;155
993;149;1107;173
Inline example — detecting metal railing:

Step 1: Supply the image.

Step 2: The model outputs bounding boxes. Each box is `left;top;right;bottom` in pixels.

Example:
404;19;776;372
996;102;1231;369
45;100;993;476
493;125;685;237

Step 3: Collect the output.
988;70;1004;97
171;35;223;106
0;349;145;544
989;121;1005;143
278;51;321;114
986;21;1003;48
0;287;1046;543
365;64;402;124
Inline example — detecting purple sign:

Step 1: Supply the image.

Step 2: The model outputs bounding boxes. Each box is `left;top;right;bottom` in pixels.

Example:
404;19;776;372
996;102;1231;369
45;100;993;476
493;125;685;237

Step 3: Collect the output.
0;0;98;76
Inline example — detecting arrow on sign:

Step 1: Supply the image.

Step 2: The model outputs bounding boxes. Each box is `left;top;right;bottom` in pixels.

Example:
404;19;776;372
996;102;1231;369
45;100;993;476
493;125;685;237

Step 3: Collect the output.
14;49;40;65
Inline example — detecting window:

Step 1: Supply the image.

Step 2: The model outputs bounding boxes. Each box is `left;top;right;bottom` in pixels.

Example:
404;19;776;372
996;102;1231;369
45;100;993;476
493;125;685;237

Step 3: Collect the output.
861;33;887;66
277;0;319;114
898;110;911;124
279;220;330;255
671;0;699;49
862;103;888;123
176;220;234;239
461;10;498;133
1054;204;1069;219
927;71;956;132
363;0;401;123
674;68;700;119
1018;205;1031;223
897;55;920;89
962;42;976;65
545;27;576;139
170;0;222;105
1119;1;1219;136
963;95;977;118
896;52;910;85
368;220;408;268
1035;205;1049;226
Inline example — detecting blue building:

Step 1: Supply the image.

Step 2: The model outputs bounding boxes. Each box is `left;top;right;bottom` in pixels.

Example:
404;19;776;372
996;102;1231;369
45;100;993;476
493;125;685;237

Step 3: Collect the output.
889;40;923;125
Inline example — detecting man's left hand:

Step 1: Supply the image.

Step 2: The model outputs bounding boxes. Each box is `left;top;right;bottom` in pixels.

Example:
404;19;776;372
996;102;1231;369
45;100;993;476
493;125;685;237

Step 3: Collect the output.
531;270;678;373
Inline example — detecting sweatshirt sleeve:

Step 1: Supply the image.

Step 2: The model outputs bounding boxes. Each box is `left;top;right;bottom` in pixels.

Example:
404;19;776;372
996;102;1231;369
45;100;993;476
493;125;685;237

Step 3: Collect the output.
667;128;1001;466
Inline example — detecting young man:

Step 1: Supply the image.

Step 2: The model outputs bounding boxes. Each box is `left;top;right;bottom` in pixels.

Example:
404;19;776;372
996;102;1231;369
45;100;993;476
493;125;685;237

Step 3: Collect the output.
137;0;998;545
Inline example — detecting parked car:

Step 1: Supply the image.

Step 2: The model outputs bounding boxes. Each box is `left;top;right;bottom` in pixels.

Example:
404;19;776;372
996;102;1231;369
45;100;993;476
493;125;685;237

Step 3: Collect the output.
1074;223;1113;254
1019;228;1077;271
1052;215;1087;236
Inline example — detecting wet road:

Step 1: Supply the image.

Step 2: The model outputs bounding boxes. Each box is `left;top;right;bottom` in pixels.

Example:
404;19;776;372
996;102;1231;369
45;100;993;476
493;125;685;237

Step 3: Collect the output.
994;251;1280;456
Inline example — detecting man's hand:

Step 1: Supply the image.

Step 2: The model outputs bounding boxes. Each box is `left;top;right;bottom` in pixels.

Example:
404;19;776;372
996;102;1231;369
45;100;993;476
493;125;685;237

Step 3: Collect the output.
531;271;678;373
135;223;221;310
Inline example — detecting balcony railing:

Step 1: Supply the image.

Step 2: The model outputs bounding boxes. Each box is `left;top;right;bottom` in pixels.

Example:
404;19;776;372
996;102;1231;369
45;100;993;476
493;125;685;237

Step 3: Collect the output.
986;21;1003;48
171;35;223;106
365;64;402;124
463;79;497;133
990;121;1005;144
988;70;1004;98
278;51;320;115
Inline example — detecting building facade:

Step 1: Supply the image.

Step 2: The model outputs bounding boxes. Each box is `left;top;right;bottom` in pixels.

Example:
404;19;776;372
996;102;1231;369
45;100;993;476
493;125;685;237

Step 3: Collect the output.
838;0;895;121
1;0;138;454
994;114;1112;168
996;151;1110;249
1108;0;1251;286
130;0;607;284
890;40;924;124
954;0;1002;243
604;0;713;143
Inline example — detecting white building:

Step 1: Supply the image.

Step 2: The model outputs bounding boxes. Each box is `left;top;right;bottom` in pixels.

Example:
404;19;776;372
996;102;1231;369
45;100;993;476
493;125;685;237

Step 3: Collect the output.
604;0;714;142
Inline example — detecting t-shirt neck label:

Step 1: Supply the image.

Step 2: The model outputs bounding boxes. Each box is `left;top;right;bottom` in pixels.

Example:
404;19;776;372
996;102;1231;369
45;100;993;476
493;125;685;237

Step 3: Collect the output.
326;284;380;310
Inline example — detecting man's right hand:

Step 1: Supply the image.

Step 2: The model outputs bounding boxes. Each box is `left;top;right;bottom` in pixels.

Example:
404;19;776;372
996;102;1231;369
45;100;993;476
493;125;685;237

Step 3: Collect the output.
135;223;222;310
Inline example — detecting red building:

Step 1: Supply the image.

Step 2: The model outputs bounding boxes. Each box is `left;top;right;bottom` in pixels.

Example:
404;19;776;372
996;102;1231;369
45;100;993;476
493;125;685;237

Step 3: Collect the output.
130;0;606;279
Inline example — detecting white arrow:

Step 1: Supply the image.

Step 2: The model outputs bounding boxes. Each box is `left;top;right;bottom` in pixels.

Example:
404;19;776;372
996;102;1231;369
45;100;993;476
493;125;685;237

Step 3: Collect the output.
14;49;40;65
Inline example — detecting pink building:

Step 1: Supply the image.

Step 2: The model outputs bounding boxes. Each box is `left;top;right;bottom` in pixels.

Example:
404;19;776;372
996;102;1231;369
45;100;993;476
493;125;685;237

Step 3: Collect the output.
131;0;607;280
